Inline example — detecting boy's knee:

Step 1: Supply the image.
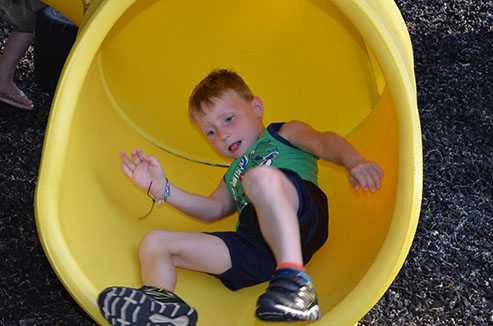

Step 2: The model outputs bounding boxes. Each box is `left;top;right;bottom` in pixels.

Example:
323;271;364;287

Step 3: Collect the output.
139;229;168;260
242;166;284;194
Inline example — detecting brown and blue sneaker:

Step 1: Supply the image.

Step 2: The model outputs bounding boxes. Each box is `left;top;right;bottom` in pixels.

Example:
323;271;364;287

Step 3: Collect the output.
255;268;321;322
98;285;198;326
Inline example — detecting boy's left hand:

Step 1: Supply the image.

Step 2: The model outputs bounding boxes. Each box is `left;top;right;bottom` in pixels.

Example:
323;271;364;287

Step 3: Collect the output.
348;160;384;192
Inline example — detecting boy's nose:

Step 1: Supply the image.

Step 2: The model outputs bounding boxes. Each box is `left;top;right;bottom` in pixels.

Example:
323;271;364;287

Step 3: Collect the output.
218;129;230;140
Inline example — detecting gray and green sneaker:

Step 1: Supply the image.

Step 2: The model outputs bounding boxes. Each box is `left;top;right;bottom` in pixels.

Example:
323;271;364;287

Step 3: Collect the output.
98;285;198;326
255;268;321;322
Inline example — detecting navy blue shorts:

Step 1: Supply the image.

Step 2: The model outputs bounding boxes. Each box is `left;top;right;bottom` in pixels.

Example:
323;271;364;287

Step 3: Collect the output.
207;169;328;291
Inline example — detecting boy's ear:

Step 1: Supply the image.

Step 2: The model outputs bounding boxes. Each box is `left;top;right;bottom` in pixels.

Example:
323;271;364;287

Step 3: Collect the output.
252;96;264;117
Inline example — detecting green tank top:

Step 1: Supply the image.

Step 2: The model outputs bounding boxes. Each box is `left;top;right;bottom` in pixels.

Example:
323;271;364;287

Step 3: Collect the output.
224;122;319;214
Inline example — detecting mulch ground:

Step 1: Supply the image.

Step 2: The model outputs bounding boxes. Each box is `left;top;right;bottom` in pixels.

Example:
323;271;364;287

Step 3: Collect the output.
0;0;491;325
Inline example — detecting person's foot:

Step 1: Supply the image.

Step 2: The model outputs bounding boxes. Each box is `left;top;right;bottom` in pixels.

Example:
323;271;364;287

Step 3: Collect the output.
0;83;33;110
98;286;198;326
255;268;321;322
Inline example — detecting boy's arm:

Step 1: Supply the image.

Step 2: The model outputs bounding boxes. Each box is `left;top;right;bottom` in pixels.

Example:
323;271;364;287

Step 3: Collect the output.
279;120;384;192
120;148;236;221
166;179;236;222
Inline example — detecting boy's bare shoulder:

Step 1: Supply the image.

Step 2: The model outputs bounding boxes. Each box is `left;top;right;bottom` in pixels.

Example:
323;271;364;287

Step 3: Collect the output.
278;120;314;141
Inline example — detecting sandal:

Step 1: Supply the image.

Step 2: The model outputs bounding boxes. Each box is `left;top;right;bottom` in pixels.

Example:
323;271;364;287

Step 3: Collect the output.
0;89;34;110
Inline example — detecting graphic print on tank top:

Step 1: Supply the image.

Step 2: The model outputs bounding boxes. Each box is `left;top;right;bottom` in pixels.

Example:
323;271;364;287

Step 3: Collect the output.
228;139;279;211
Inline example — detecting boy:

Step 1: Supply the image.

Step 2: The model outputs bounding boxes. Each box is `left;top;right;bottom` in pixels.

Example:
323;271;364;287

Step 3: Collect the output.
98;69;383;326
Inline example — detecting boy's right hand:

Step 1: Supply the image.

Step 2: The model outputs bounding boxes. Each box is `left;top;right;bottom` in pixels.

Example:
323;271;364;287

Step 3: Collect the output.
120;148;167;199
348;160;383;193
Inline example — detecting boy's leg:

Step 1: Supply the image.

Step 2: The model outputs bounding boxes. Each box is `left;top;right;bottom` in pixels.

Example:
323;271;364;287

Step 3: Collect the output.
98;231;231;326
241;166;302;267
138;229;232;291
242;166;321;322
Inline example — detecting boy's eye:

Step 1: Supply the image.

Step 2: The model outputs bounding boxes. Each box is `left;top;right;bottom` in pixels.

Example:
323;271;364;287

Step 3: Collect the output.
225;115;234;123
207;129;216;137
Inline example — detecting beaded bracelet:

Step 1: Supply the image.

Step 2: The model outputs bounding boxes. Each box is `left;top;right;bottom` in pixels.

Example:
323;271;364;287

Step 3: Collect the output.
155;178;170;205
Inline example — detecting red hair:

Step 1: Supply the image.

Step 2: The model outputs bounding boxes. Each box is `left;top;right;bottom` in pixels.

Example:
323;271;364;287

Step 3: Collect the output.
189;69;254;122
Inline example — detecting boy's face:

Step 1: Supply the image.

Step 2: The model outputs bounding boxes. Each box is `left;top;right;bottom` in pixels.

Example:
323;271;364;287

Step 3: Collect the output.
194;90;265;159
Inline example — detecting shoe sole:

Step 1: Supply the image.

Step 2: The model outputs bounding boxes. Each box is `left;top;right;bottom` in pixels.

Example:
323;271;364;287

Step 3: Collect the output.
256;303;321;322
98;287;197;326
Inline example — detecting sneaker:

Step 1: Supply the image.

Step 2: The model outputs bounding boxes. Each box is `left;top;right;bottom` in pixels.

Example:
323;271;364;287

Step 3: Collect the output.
98;285;198;326
255;268;321;322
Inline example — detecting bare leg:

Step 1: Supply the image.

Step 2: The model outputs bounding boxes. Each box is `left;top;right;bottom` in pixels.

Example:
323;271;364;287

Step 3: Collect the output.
241;166;303;266
99;231;226;325
243;167;322;322
0;31;34;80
0;31;35;109
138;229;232;291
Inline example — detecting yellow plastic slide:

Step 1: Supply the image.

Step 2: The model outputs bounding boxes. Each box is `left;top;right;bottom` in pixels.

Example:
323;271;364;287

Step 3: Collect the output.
35;1;422;325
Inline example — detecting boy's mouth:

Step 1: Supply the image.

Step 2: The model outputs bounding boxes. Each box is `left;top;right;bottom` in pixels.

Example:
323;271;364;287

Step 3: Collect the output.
228;141;242;153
